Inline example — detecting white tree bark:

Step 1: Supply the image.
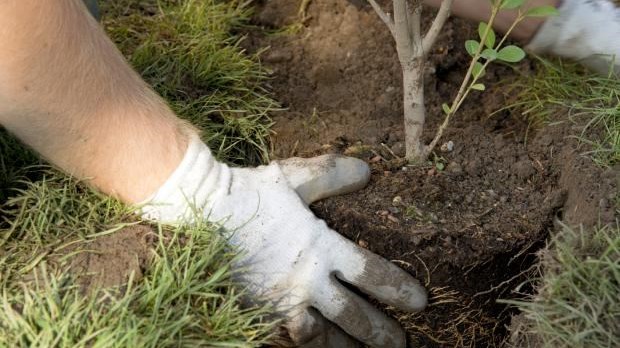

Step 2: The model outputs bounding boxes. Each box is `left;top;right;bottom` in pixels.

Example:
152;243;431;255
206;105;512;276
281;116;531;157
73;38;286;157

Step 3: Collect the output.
402;62;425;160
423;0;454;54
368;0;454;162
394;0;425;161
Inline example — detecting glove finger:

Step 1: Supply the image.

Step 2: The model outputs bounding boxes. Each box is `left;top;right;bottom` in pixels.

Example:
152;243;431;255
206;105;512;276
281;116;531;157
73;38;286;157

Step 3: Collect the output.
309;321;361;348
334;237;427;313
316;321;361;348
287;308;361;348
312;280;406;348
277;155;370;205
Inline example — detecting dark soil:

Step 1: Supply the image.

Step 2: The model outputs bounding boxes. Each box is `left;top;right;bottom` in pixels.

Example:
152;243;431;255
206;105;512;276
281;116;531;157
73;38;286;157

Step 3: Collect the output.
246;0;619;346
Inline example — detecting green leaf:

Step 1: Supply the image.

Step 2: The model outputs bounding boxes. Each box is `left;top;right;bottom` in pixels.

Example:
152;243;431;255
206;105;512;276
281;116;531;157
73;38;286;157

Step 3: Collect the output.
442;103;451;115
500;0;525;9
472;62;485;79
436;162;445;171
481;48;497;61
478;22;496;48
525;5;559;17
497;45;526;62
465;40;480;57
471;83;485;91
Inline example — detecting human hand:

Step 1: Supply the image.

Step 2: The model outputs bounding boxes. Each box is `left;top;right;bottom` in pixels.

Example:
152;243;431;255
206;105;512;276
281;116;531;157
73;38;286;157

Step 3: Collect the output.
142;136;427;347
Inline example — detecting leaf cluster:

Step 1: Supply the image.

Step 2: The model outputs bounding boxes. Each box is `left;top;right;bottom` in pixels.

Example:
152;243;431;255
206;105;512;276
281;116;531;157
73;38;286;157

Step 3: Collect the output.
441;0;558;116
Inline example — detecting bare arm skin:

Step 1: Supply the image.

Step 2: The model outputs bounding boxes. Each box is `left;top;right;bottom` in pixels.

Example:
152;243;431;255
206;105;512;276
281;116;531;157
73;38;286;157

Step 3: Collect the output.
0;0;189;203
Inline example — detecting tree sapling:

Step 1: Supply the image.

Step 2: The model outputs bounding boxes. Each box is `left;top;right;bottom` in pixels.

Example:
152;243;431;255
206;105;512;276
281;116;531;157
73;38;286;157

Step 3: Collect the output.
367;0;558;162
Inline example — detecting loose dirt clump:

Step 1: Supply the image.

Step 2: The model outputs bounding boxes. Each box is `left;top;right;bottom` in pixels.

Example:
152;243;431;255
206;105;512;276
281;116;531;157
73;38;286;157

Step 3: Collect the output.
49;225;156;294
247;0;618;346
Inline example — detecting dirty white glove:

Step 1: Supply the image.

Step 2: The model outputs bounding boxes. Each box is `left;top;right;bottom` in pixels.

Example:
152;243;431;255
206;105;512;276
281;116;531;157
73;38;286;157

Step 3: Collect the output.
527;0;620;76
142;135;427;348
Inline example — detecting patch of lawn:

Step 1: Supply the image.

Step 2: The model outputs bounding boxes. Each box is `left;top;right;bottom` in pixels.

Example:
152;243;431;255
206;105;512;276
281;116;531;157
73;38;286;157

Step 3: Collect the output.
0;1;279;346
505;57;620;167
504;223;620;348
0;173;274;347
501;58;620;346
102;0;278;166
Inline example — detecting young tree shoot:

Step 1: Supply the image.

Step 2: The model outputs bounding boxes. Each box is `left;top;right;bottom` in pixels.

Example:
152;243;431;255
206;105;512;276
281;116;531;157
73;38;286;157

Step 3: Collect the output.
367;0;558;163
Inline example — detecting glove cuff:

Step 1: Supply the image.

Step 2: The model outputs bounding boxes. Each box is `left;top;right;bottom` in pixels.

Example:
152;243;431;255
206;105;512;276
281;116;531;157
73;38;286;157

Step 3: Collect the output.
527;0;620;75
140;134;231;223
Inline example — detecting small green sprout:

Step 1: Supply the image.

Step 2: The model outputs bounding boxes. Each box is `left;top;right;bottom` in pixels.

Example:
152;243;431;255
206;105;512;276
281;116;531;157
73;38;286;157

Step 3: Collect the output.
427;0;559;156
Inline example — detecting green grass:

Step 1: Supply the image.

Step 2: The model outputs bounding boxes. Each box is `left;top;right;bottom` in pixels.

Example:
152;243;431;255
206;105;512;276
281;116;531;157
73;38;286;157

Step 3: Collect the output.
504;223;620;348
0;173;274;347
504;57;620;167
0;1;279;346
102;0;278;166
502;57;620;347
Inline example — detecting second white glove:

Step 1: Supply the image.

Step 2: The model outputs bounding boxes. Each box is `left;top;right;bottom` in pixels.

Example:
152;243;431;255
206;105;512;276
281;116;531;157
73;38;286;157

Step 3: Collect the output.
528;0;620;76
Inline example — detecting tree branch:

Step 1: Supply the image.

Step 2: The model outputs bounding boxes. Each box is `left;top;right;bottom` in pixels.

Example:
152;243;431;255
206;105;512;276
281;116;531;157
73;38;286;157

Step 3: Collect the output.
409;0;422;50
422;0;454;54
424;6;499;157
368;0;395;37
393;0;414;61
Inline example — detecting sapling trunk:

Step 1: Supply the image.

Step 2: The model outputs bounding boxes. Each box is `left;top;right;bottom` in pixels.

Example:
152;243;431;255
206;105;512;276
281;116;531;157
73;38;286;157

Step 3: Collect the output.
402;61;425;160
369;0;454;162
394;0;426;162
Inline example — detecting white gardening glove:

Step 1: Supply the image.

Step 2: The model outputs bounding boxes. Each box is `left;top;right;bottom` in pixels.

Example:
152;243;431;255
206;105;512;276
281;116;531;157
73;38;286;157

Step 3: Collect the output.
527;0;620;76
141;135;427;348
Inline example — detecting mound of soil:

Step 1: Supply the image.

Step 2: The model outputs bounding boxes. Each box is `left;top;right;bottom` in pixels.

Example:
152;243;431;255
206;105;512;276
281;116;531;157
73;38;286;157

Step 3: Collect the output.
44;225;156;294
247;0;618;346
69;226;155;291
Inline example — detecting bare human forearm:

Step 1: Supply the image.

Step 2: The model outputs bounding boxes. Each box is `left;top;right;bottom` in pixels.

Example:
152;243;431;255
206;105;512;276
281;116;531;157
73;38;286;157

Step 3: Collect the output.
0;0;190;203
